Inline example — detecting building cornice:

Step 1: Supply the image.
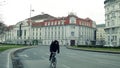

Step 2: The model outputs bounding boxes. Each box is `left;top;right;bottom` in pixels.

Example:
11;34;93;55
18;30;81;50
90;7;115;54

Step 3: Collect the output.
104;0;115;4
104;25;120;29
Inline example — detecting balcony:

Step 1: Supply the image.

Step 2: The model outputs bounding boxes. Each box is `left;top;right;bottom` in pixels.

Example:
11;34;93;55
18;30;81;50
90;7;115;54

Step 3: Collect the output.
104;25;120;29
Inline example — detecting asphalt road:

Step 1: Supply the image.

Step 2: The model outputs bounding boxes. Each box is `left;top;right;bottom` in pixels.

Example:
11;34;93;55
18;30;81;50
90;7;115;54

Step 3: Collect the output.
17;46;120;68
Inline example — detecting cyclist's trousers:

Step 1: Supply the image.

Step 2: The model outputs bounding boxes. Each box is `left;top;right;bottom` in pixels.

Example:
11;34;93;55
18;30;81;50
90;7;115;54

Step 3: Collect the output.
49;52;54;61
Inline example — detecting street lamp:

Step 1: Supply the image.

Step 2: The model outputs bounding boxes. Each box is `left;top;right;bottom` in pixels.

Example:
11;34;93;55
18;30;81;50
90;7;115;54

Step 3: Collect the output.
29;4;34;45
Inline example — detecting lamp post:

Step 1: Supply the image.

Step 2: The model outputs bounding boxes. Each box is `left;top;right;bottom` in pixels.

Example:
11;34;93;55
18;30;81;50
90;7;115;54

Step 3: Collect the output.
29;4;34;45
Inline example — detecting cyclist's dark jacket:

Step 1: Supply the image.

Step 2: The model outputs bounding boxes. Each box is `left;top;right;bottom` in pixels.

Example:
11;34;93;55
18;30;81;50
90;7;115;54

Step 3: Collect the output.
50;40;60;53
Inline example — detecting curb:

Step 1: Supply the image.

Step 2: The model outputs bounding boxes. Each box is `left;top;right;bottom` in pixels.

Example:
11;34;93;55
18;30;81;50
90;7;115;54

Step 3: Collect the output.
0;46;35;68
11;46;36;68
66;46;120;54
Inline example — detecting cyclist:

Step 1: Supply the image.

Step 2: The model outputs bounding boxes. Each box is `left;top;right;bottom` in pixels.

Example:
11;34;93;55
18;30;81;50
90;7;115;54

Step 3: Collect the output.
49;40;60;61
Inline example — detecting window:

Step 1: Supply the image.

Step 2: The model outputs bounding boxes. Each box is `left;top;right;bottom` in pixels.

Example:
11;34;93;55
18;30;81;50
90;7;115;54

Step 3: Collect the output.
58;26;60;29
24;30;26;36
108;36;110;41
58;21;60;25
71;32;74;36
48;22;50;25
82;22;84;25
107;15;110;19
36;28;38;32
79;22;81;25
40;32;41;36
112;5;115;10
33;32;34;36
36;32;38;36
61;20;64;25
112;20;114;26
17;30;22;37
107;22;109;26
107;8;109;11
33;28;34;31
71;26;75;29
115;36;117;41
70;17;76;24
45;22;47;26
51;22;53;25
55;21;57;25
112;12;115;18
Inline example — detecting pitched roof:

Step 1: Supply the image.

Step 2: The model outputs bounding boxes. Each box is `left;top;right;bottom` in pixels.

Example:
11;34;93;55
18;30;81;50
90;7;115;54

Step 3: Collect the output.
8;25;14;29
32;22;44;27
31;15;94;27
29;14;55;20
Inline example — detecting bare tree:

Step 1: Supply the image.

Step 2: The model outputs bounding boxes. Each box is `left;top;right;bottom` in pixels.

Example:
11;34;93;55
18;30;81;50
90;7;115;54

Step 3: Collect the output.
0;21;7;34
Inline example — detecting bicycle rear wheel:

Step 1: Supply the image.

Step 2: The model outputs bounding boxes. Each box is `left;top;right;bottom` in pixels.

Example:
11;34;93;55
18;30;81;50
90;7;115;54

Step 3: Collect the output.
53;62;56;68
50;58;57;68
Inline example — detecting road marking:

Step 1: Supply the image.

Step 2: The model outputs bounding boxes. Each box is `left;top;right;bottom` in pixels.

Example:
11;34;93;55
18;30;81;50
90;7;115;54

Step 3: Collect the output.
7;49;14;68
62;64;71;68
7;51;10;68
7;48;28;68
19;54;29;57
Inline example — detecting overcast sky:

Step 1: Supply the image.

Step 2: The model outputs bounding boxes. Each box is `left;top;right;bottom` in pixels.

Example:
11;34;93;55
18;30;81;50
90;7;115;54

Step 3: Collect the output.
1;0;105;26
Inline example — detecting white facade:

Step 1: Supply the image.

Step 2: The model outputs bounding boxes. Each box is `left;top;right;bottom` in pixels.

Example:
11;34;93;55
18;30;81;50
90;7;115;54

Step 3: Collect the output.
96;24;106;45
104;0;120;46
0;14;96;46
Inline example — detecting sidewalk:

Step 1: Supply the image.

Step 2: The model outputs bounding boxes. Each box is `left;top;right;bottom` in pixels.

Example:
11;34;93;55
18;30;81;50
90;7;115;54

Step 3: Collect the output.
0;46;34;68
66;46;120;54
0;49;16;68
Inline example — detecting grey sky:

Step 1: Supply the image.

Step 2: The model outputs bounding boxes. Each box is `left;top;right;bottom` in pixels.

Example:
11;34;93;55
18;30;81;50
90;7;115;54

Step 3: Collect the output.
1;0;105;25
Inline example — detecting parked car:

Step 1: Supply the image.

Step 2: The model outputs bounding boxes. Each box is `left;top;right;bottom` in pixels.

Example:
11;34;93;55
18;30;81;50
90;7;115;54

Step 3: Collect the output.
104;44;113;47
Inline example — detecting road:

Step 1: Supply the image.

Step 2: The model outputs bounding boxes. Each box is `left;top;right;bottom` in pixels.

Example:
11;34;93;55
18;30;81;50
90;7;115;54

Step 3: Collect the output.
17;46;120;68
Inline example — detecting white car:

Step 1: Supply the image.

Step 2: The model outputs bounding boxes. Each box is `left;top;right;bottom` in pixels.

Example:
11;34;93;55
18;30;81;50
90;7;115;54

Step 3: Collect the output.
104;44;113;47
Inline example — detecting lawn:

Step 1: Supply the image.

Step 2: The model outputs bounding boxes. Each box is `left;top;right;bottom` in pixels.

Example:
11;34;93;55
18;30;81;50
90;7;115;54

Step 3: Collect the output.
0;45;25;52
71;46;120;52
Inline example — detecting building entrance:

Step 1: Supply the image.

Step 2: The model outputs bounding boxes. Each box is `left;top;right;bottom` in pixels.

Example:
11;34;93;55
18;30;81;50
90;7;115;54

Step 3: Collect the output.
70;40;75;46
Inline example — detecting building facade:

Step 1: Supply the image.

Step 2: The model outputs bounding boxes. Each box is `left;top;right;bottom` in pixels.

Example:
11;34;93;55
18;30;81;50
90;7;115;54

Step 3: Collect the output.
0;13;96;46
104;0;120;46
96;24;106;45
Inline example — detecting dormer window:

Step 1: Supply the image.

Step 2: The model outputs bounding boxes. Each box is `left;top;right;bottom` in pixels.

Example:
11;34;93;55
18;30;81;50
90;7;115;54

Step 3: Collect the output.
61;20;64;25
51;22;53;25
55;21;57;25
58;21;60;25
45;22;47;26
70;17;76;24
48;22;50;25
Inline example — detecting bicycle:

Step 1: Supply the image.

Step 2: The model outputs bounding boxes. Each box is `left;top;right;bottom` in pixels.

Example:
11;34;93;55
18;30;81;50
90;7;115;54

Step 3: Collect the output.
50;52;57;68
